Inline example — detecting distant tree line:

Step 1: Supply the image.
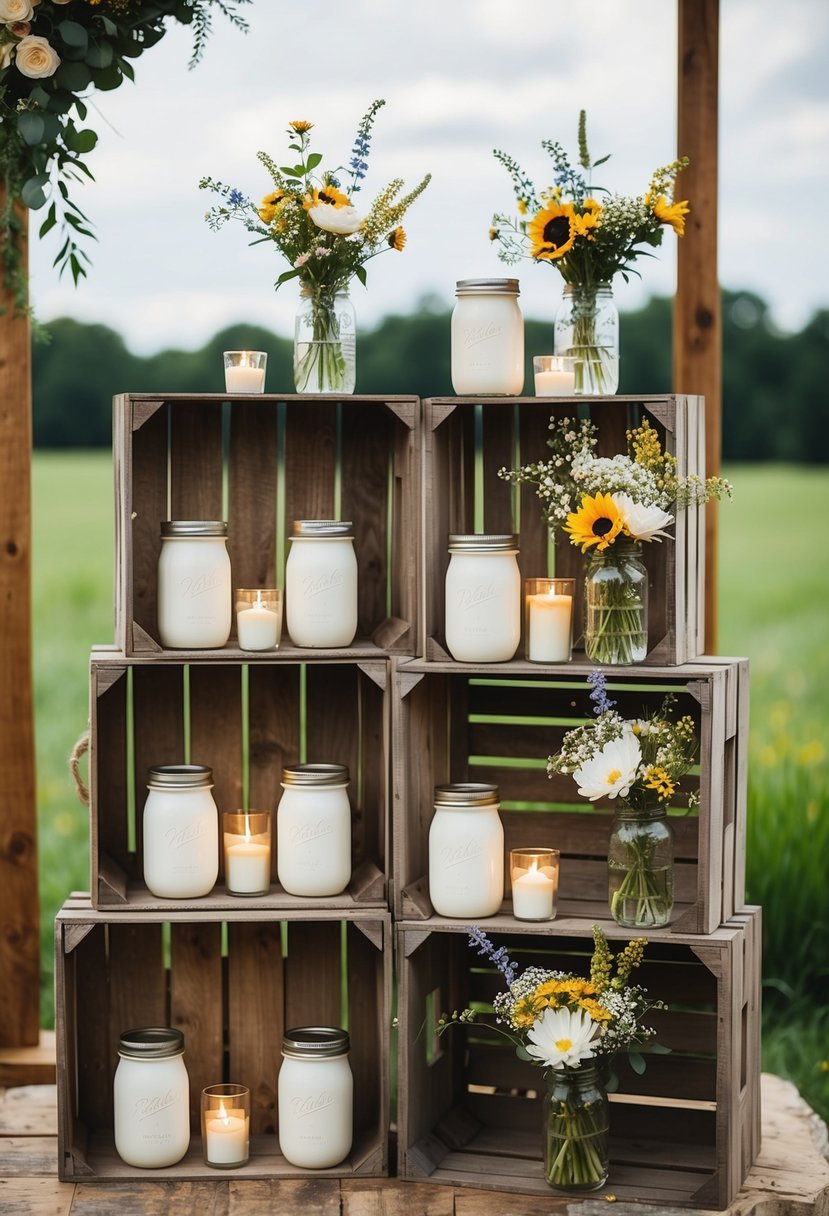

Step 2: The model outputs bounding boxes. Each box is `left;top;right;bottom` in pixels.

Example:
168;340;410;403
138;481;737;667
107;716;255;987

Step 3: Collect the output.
32;288;829;461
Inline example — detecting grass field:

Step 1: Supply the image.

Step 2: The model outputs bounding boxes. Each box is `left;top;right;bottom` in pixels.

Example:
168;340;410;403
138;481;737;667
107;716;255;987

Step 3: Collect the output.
30;452;829;1118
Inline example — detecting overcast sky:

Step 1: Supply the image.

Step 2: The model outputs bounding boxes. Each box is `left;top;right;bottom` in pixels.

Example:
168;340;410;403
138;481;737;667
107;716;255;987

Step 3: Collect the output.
26;0;829;354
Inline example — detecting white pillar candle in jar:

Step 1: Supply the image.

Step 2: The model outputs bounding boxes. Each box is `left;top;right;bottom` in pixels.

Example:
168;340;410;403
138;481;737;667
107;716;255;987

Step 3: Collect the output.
278;1027;353;1169
201;1084;250;1168
277;764;352;897
451;278;524;395
285;521;358;648
524;577;575;663
113;1027;190;1169
143;765;219;899
223;810;271;897
428;782;504;918
157;521;232;649
444;534;521;662
510;848;560;922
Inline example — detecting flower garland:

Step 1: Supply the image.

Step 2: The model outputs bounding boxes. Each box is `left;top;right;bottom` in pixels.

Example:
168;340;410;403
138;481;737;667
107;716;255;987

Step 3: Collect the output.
0;0;249;311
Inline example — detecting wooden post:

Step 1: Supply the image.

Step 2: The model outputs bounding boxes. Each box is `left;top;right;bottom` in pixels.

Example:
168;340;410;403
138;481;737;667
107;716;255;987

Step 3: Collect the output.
674;0;721;653
0;193;40;1046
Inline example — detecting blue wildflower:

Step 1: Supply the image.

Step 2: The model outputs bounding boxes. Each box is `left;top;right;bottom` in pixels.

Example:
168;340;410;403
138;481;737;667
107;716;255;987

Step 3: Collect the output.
467;926;517;986
228;188;245;206
587;669;616;716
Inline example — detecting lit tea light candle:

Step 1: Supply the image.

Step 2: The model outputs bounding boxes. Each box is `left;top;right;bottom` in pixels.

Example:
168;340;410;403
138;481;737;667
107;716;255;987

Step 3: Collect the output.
510;848;560;922
235;588;282;651
524;578;575;663
201;1085;250;1169
223;810;271;896
223;350;267;394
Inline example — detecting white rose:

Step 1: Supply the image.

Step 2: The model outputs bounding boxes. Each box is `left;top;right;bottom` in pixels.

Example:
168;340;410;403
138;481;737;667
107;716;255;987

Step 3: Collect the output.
14;32;59;78
0;0;33;20
0;41;14;68
308;203;363;236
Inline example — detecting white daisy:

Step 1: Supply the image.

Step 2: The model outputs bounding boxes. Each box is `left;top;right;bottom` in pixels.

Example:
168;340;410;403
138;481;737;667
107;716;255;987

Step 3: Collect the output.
525;1005;598;1069
572;733;641;801
612;492;674;542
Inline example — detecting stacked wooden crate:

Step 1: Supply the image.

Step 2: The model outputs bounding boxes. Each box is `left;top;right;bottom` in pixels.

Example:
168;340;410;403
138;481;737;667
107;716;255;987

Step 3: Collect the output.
55;390;760;1209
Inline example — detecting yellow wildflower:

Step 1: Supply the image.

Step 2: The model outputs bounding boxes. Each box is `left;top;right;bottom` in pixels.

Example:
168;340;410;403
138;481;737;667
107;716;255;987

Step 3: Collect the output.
644;765;676;801
387;226;406;252
289;120;313;134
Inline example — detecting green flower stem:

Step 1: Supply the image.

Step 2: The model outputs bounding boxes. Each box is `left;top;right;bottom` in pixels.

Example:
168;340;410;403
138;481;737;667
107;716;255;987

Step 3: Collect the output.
293;297;349;393
609;834;671;928
584;565;647;665
545;1095;608;1190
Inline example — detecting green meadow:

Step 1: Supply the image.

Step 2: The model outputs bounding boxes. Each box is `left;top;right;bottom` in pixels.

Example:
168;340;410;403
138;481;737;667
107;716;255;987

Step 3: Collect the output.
31;453;829;1119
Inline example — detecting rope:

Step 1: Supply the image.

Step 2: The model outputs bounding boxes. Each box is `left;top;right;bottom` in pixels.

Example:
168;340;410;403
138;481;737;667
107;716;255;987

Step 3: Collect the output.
69;729;90;806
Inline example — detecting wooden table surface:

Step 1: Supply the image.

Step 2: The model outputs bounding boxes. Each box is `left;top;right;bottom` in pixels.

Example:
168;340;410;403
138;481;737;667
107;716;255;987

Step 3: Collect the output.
1;1074;827;1215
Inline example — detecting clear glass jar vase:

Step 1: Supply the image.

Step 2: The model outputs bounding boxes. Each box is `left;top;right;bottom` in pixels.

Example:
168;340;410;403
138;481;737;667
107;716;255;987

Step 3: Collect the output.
543;1065;609;1192
584;541;648;665
293;286;356;394
608;805;674;928
554;283;619;395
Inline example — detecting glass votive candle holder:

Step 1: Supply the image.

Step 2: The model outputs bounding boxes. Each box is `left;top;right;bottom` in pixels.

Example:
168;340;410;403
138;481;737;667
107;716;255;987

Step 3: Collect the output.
201;1083;250;1168
223;810;272;897
524;578;575;662
224;350;267;394
235;588;283;651
533;355;577;396
510;848;560;922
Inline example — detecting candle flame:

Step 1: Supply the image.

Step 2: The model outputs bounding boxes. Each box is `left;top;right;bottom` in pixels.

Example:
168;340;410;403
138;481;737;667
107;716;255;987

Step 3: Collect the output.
218;1099;229;1124
529;860;538;874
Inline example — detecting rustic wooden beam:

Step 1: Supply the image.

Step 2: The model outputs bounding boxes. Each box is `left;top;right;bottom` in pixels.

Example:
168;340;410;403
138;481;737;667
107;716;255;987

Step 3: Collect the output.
675;0;721;653
0;193;40;1046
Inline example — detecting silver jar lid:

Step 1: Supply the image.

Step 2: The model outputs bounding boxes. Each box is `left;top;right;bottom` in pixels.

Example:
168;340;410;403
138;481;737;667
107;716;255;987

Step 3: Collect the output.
448;533;519;553
281;763;349;787
455;278;520;295
434;782;500;807
147;764;214;790
160;520;228;537
118;1027;185;1059
291;520;353;538
282;1026;350;1059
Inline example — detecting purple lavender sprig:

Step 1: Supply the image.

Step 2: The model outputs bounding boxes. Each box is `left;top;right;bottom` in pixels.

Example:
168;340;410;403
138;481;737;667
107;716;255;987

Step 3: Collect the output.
467;926;517;987
588;668;616;717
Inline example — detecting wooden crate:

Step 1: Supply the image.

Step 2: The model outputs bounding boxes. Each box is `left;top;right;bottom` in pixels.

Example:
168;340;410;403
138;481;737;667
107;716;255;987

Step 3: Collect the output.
55;894;391;1181
392;656;748;935
422;394;706;666
397;908;762;1210
89;649;389;912
113;393;419;658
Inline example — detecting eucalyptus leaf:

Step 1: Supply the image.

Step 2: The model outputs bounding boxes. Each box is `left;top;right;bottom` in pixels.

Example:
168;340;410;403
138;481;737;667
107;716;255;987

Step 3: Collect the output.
18;112;46;147
57;20;89;50
605;1070;620;1093
86;43;114;70
92;64;125;91
46;90;76;116
21;177;48;209
628;1051;646;1075
515;1044;532;1062
56;61;92;91
66;128;98;155
29;86;50;107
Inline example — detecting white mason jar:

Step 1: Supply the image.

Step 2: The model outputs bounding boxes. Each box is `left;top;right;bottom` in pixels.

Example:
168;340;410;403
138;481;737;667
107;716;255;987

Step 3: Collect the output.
285;521;358;648
278;1027;353;1168
451;277;524;395
444;533;521;662
157;521;232;649
113;1027;190;1168
277;764;352;897
143;765;219;899
429;782;504;918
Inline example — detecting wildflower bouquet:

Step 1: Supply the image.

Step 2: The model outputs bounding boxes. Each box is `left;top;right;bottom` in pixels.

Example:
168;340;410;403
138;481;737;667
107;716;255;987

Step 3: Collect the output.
499;416;732;664
200;100;431;394
548;671;700;926
0;0;248;309
438;925;664;1191
490;110;689;394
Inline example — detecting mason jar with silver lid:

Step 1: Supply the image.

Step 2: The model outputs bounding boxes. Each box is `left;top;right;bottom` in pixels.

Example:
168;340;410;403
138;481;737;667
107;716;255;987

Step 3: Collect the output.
285;520;358;648
277;1026;353;1168
157;520;232;649
444;533;521;662
451;277;524;395
429;782;504;918
113;1027;190;1168
143;764;219;899
277;763;351;897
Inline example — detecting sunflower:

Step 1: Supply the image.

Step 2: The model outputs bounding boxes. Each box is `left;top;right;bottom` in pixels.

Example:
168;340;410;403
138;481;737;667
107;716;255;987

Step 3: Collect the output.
527;202;576;261
303;183;350;211
563;492;624;552
650;194;689;237
289;120;313;134
387;226;406;252
258;190;285;224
